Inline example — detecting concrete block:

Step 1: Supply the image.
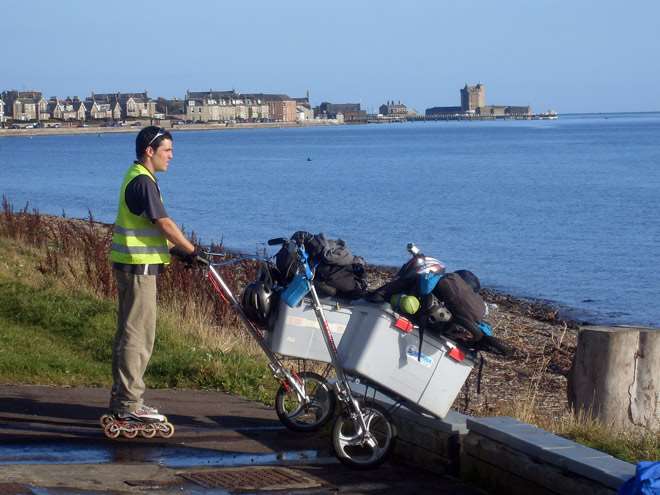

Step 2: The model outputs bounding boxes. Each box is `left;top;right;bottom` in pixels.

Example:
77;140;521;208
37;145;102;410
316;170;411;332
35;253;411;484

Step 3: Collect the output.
393;424;458;460
462;452;558;495
556;455;636;491
467;416;540;438
465;417;634;489
393;437;455;475
462;433;619;495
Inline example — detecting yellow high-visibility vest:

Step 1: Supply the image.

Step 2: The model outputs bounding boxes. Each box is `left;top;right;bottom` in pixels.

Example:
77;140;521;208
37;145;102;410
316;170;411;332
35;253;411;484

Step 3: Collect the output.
109;163;171;265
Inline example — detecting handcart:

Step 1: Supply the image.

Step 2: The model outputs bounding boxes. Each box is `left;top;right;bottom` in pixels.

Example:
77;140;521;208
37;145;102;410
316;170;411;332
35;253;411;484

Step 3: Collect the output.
199;252;336;433
268;238;484;469
204;239;499;468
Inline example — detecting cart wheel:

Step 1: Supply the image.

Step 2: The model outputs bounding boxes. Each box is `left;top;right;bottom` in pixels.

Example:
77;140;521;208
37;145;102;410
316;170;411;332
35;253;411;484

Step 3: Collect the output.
275;371;336;432
332;402;394;469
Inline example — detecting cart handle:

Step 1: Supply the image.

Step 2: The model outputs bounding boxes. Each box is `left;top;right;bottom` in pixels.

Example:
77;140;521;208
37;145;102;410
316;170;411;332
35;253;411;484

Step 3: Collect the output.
197;250;272;268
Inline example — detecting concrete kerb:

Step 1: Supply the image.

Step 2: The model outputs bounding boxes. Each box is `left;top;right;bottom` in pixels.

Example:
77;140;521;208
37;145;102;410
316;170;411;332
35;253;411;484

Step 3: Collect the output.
383;406;636;495
351;387;636;494
464;417;635;492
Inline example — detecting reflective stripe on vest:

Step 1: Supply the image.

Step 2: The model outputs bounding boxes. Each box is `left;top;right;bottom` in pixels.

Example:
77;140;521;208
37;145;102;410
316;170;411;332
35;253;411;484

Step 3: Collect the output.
109;163;171;265
113;225;163;237
110;243;170;255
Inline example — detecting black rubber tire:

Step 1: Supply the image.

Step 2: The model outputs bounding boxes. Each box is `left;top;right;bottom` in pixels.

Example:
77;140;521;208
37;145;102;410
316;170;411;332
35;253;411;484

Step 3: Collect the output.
331;402;395;469
275;371;336;432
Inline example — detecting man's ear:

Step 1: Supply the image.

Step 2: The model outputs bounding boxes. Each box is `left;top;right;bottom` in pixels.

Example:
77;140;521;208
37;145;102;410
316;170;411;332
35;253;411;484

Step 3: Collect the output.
144;146;155;158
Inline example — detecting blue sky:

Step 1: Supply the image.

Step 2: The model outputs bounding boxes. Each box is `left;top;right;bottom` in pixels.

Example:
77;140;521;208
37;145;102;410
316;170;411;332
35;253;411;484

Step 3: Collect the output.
3;0;659;113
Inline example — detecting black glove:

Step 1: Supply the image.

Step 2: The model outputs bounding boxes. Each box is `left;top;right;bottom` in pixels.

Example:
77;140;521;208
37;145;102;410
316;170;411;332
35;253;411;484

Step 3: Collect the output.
170;245;197;266
193;247;210;266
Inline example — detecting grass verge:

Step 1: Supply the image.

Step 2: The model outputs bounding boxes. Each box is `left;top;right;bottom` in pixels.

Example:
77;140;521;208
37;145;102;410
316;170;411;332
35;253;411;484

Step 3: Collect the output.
0;206;278;404
0;274;277;403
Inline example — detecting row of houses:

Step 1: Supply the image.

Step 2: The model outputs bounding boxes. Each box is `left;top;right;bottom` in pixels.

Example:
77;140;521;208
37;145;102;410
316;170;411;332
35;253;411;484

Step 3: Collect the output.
0;88;375;125
183;90;309;123
181;91;373;123
0;91;161;123
0;90;331;124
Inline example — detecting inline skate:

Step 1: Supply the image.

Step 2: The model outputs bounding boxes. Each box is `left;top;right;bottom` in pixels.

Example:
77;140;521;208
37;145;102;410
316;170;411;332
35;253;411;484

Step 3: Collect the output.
100;406;174;439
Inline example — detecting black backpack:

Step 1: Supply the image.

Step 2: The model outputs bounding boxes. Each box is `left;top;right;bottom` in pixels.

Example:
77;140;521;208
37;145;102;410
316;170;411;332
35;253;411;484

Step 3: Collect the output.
273;232;368;300
273;240;298;285
433;272;486;333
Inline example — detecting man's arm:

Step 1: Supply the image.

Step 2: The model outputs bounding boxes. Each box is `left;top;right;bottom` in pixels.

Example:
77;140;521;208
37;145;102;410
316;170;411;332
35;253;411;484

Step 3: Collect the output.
154;217;195;254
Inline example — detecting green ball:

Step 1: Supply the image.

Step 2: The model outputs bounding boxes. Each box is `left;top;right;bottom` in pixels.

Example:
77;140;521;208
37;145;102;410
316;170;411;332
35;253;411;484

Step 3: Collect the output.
390;294;420;315
401;295;420;314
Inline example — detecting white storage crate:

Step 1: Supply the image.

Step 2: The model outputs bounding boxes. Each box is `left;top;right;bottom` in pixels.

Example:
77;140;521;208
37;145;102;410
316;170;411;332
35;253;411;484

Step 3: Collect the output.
337;301;475;418
266;297;351;363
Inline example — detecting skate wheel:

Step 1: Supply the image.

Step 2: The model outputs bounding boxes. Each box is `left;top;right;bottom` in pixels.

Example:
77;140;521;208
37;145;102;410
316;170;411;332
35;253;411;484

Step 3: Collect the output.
100;414;113;428
141;424;157;438
158;422;175;438
122;425;139;439
103;422;121;439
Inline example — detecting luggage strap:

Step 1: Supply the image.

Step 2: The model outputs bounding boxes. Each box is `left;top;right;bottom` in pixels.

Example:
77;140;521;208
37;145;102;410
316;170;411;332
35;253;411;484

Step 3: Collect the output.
417;325;424;361
476;354;484;394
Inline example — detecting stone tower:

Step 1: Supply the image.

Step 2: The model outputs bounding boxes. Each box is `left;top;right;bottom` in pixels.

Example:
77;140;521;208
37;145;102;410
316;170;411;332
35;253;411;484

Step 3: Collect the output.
460;83;485;112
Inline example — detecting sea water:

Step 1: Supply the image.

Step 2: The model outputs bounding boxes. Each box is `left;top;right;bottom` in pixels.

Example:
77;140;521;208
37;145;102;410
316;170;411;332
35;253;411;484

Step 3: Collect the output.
1;113;658;326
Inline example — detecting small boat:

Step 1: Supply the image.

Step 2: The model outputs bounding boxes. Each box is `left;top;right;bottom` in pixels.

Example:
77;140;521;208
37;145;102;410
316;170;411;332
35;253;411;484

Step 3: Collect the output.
534;111;559;120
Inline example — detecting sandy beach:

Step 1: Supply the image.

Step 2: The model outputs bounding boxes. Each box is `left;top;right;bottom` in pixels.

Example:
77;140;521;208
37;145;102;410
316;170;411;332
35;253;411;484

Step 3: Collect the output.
0;119;343;138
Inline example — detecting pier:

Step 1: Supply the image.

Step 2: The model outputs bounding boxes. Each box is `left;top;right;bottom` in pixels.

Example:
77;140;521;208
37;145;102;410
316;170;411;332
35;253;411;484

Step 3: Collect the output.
367;113;557;124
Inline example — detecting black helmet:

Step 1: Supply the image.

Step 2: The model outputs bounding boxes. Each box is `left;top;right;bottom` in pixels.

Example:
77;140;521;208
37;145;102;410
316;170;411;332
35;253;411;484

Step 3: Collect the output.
455;269;481;293
242;268;275;326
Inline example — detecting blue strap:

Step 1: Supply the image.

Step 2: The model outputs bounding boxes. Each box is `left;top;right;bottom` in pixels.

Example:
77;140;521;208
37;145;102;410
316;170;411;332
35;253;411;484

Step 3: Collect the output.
478;321;493;336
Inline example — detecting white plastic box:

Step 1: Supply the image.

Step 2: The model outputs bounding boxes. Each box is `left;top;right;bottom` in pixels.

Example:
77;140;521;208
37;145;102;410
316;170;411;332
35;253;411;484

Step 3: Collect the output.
266;297;351;363
337;301;475;418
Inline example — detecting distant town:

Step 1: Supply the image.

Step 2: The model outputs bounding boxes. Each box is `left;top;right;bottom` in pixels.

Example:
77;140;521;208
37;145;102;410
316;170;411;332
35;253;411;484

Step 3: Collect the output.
0;83;556;131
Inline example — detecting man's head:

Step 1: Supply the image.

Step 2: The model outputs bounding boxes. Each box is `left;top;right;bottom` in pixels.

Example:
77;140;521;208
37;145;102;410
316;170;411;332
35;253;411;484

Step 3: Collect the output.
135;126;173;172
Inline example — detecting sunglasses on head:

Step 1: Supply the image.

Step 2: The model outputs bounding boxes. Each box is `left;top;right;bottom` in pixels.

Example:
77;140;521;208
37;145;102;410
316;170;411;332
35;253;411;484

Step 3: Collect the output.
147;128;166;146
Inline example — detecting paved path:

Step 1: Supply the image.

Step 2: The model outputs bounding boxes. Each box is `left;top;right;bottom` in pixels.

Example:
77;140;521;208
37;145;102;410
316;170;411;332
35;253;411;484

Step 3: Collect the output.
0;384;487;494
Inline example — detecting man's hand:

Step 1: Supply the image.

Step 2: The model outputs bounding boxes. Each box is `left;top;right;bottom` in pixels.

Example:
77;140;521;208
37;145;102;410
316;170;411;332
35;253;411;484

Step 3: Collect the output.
170;245;209;267
192;247;210;266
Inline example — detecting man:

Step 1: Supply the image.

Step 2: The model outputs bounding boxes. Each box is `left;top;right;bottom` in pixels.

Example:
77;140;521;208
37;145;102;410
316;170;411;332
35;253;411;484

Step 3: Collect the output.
108;126;200;423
